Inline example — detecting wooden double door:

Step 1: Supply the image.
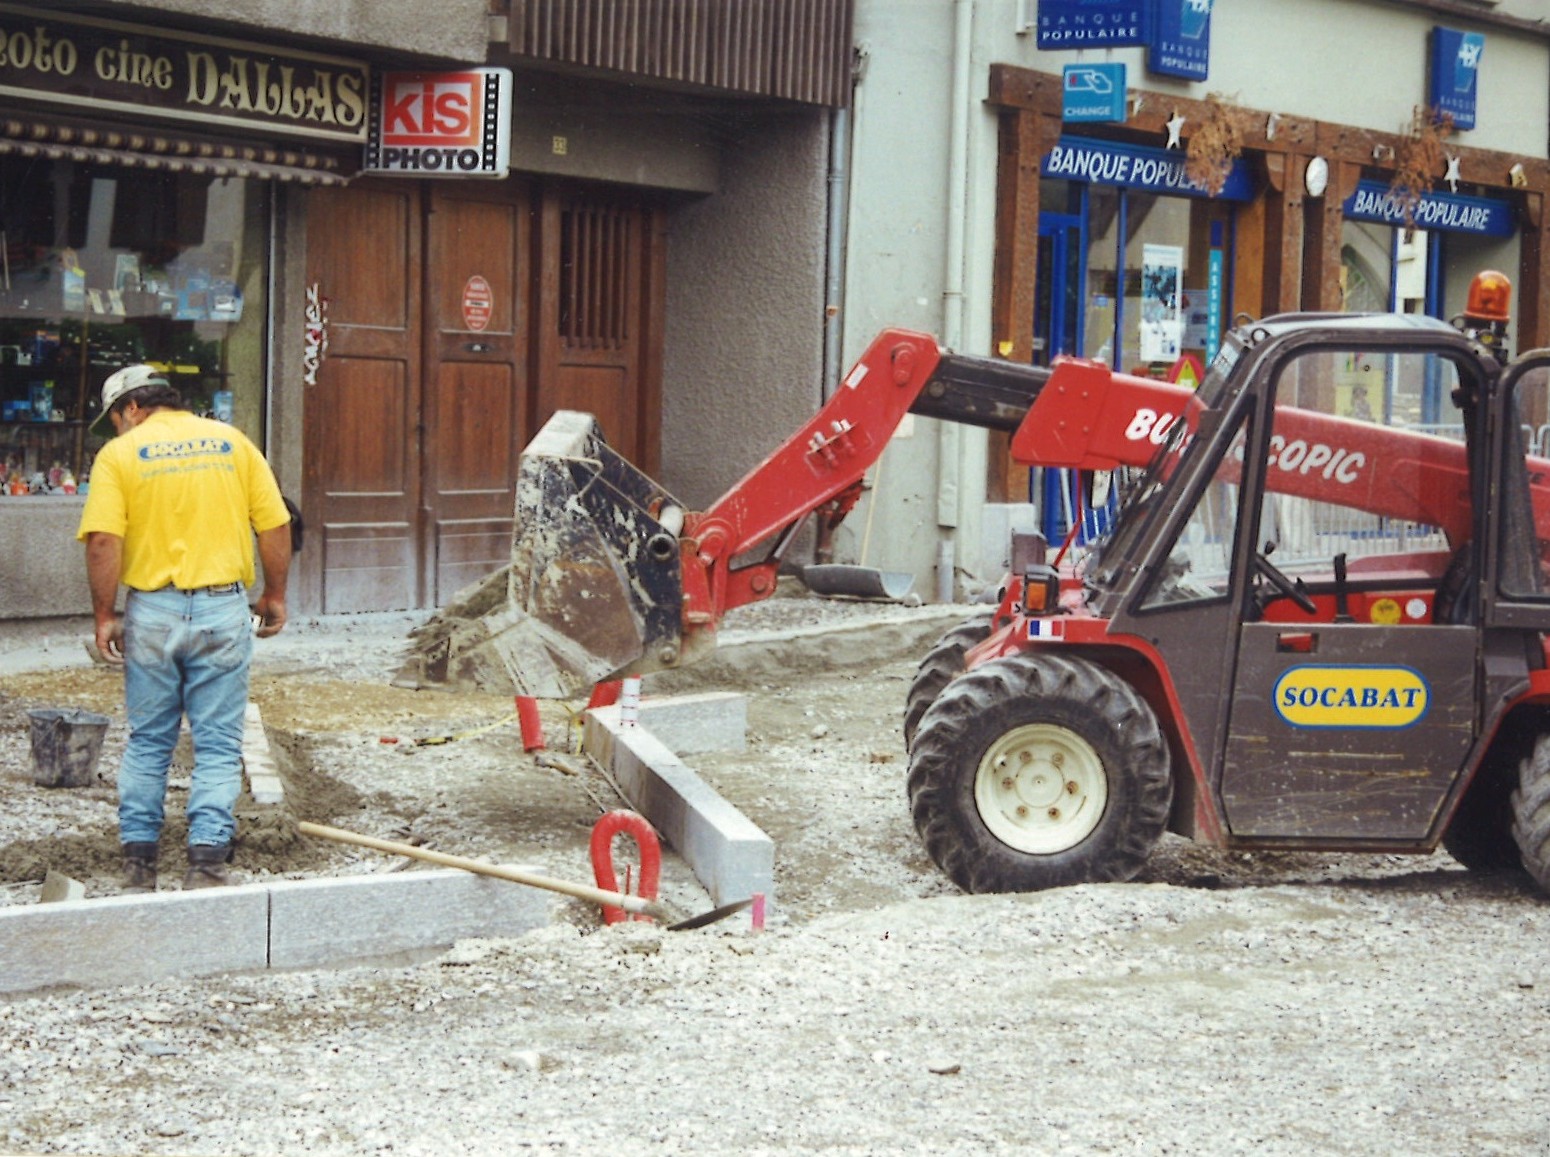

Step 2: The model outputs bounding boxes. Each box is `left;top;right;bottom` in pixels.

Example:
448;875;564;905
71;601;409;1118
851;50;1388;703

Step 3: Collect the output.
301;178;664;613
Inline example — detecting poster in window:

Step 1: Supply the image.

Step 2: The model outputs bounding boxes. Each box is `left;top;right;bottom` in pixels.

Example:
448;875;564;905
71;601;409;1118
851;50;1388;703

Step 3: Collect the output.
1140;243;1183;363
113;254;141;293
1180;286;1211;349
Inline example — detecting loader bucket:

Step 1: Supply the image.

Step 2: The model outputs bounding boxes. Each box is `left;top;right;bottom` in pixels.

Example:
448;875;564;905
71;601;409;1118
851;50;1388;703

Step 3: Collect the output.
396;411;687;699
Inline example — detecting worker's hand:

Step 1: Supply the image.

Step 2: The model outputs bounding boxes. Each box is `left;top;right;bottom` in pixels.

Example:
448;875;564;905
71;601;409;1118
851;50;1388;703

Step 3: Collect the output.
252;593;287;638
94;616;124;665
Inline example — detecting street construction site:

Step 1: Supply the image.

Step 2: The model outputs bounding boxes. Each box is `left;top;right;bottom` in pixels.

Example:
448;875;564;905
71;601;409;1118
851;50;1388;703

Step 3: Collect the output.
1;596;1548;1155
6;298;1550;1152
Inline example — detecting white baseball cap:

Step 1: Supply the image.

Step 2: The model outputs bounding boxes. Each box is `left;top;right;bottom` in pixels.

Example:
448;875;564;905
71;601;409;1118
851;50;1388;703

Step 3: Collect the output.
90;364;170;438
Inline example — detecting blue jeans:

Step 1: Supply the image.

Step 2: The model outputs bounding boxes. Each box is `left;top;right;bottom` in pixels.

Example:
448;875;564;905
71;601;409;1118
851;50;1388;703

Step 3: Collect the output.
118;586;253;847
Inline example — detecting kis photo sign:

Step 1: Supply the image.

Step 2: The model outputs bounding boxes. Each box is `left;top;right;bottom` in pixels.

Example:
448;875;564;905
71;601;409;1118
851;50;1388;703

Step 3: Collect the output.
364;67;512;177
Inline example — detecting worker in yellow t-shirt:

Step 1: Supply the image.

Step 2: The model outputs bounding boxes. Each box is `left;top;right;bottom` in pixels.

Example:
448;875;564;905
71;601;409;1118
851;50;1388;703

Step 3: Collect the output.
77;365;292;894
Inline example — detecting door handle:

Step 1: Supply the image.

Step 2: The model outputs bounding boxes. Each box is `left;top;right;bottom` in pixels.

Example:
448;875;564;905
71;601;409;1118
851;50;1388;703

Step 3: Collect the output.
1276;631;1317;653
465;341;493;353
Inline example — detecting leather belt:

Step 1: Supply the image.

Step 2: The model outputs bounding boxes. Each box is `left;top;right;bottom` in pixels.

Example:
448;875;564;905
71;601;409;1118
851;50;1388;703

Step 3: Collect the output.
178;582;241;595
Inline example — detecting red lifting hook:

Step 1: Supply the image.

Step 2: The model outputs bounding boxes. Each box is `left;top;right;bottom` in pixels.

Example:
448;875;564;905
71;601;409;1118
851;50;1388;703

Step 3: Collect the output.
589;809;661;924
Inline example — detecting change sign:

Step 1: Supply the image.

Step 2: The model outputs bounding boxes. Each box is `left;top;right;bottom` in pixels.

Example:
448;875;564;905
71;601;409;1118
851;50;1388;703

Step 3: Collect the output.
364;67;512;178
1062;63;1126;123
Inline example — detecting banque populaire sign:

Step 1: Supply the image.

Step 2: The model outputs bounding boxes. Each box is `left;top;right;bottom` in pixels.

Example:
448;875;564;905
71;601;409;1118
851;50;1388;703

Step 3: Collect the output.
0;4;368;142
1343;181;1514;237
1043;137;1254;201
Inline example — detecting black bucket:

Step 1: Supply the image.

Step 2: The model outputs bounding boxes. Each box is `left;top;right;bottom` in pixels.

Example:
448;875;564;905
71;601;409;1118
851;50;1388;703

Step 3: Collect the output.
28;708;111;789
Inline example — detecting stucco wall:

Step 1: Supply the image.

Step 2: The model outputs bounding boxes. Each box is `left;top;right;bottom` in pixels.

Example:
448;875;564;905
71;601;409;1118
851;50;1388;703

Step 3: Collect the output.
841;1;999;594
1012;0;1549;158
502;73;721;194
93;0;490;63
661;108;831;514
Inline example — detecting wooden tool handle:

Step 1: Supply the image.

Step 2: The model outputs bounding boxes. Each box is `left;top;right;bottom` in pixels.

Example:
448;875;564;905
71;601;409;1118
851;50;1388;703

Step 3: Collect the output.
297;821;667;918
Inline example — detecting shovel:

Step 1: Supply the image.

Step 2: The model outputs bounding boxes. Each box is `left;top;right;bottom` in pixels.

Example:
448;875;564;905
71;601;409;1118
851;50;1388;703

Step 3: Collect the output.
801;563;915;600
801;452;915;602
297;821;750;931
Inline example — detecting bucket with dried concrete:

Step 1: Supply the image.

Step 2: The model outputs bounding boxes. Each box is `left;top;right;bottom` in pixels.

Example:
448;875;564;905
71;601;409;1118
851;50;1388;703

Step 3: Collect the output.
28;707;110;788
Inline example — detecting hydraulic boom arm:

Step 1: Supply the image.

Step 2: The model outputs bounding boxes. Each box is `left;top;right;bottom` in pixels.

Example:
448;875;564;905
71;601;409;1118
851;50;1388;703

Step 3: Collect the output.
397;327;1528;699
397;329;1081;696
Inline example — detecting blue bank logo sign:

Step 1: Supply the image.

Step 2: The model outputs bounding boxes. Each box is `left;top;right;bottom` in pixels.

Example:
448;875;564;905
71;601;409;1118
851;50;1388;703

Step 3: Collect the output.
1037;0;1147;49
1062;63;1126;123
1043;136;1254;201
1429;26;1483;131
1343;180;1513;238
1148;0;1211;82
1273;665;1430;730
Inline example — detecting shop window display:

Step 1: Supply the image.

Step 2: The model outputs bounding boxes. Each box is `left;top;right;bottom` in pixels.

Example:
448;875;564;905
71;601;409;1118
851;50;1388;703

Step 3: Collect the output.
0;158;268;498
1079;187;1232;375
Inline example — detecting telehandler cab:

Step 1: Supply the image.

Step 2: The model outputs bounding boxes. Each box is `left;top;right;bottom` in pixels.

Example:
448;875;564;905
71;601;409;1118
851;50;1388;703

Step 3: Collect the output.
402;271;1550;897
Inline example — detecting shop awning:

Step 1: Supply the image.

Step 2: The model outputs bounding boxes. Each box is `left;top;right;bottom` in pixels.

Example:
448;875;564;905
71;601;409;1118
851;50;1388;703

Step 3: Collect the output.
0;115;353;185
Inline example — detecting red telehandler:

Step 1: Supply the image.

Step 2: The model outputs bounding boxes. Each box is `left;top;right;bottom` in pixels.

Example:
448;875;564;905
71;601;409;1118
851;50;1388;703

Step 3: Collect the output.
401;271;1550;897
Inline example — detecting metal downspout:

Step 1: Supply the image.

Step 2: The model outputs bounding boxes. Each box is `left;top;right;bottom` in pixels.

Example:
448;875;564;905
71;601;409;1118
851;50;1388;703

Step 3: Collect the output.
822;106;851;403
814;103;853;566
938;0;974;602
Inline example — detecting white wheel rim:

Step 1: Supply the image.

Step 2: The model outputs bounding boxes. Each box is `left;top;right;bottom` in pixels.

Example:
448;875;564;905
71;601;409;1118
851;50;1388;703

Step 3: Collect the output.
974;723;1108;855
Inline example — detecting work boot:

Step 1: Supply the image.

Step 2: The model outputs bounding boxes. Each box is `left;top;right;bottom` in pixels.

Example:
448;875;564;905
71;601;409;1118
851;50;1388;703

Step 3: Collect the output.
182;843;233;890
121;842;159;894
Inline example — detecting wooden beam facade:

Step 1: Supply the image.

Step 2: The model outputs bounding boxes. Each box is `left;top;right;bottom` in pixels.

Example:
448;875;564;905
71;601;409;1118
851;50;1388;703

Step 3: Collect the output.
986;60;1550;352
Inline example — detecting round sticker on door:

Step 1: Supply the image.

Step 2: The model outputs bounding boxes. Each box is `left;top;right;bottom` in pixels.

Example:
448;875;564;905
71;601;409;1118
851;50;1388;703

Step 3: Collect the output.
462;275;493;332
1369;597;1402;625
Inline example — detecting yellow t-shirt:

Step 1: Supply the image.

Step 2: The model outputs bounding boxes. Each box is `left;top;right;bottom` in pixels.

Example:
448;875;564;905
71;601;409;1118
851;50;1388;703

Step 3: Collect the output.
76;409;290;591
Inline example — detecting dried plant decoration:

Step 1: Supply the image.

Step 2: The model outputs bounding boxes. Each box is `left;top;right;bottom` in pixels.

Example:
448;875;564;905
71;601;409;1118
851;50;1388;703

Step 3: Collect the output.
1389;105;1454;226
1184;93;1249;196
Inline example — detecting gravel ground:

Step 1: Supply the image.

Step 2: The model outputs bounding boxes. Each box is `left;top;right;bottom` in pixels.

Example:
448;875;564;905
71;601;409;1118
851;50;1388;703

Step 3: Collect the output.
2;590;1549;1155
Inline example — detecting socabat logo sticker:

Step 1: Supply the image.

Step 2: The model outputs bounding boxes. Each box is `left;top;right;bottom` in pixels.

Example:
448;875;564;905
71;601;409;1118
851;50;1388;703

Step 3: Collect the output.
364;68;512;178
1273;666;1429;730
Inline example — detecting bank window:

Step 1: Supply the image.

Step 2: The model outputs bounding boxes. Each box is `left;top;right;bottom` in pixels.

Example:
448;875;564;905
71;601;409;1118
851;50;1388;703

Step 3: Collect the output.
1341;213;1518;395
0;158;269;498
1083;188;1234;375
1038;178;1235;546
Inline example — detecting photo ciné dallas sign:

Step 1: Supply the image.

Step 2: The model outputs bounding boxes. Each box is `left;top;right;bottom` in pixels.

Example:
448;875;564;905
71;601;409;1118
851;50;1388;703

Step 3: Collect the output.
0;3;367;142
363;68;512;178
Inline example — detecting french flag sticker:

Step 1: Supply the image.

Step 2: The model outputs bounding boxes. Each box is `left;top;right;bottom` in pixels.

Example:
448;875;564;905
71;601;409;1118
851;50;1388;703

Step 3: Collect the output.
1027;618;1065;640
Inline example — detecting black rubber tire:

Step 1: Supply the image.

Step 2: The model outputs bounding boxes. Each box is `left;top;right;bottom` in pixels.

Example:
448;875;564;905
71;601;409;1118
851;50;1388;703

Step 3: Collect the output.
1443;763;1522;872
907;651;1172;893
1512;735;1550;893
902;617;993;751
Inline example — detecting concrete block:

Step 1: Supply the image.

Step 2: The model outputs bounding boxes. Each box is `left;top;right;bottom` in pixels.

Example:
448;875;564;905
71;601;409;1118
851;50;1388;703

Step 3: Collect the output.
584;712;773;908
0;498;91;618
247;773;285;806
242;702;285;807
40;871;85;904
0;889;270;995
608;691;746;754
268;870;553;969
